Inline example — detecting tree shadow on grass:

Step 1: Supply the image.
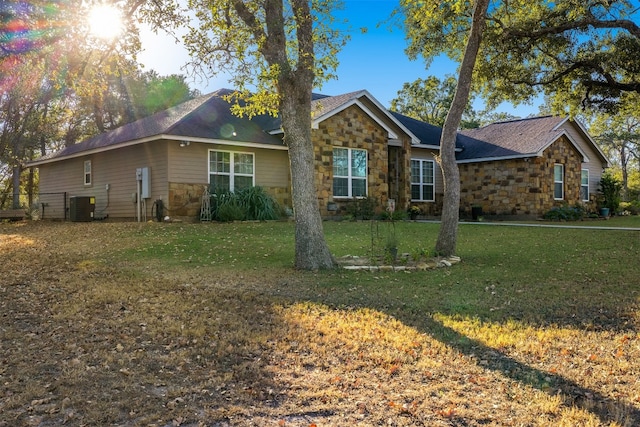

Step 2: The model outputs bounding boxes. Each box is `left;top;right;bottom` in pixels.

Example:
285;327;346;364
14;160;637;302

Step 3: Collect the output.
400;313;640;425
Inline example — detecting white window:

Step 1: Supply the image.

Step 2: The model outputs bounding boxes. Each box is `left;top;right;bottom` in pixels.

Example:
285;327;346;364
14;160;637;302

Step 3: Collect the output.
333;148;367;198
554;164;564;200
581;169;589;201
84;160;92;186
411;159;435;202
209;150;254;192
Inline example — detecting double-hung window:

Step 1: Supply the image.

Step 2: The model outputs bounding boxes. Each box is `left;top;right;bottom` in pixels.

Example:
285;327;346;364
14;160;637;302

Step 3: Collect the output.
84;160;92;186
333;148;367;198
410;159;435;201
554;164;564;200
581;169;589;201
209;150;254;192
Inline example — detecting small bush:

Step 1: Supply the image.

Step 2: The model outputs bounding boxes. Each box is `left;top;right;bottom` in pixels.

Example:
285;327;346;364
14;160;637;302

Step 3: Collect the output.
620;200;640;215
599;173;622;213
236;186;280;220
376;209;407;221
217;202;245;222
345;196;377;220
543;204;585;221
208;185;280;221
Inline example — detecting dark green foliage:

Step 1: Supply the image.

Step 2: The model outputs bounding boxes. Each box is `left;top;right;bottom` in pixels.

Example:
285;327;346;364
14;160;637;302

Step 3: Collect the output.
345;196;378;220
208;185;280;222
599;173;623;213
236;186;280;220
217;202;245;222
543;204;585;221
377;209;408;221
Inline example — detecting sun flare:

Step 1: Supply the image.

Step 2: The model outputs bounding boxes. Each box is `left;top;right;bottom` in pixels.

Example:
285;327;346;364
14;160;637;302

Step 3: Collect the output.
88;4;123;39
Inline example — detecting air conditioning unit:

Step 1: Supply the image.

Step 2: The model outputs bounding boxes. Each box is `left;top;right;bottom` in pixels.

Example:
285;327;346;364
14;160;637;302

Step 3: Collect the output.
69;196;95;222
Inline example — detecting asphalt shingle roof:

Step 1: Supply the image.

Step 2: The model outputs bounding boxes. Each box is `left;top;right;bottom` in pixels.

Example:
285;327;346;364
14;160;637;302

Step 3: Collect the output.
457;116;567;161
32;89;584;167
37;89;284;162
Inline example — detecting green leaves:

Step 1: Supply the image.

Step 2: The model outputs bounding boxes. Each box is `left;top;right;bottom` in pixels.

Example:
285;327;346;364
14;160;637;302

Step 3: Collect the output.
183;0;348;115
400;0;640;112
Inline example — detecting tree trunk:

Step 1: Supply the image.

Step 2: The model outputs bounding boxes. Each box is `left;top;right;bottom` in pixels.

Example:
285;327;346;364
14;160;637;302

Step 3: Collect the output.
620;147;629;201
279;83;336;270
12;163;21;210
435;0;490;256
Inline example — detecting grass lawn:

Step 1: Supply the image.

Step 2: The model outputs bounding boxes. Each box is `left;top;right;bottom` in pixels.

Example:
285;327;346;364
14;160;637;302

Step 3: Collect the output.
1;217;639;426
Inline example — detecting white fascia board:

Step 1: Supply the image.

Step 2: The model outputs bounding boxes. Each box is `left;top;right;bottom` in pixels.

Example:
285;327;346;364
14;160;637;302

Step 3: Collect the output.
27;135;163;166
556;118;610;167
356;90;421;145
165;135;288;150
311;90;421;144
27;134;288;167
538;130;590;162
311;98;399;140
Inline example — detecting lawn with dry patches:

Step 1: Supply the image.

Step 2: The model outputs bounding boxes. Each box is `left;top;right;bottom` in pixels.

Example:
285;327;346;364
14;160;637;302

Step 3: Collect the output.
1;220;639;426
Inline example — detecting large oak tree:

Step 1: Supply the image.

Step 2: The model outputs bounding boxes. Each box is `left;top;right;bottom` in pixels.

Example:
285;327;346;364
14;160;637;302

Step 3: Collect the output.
181;0;346;269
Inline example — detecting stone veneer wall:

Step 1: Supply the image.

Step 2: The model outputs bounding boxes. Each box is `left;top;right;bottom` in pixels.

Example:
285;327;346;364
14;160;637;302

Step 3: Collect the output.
168;182;208;218
313;105;391;217
459;136;589;217
388;144;412;212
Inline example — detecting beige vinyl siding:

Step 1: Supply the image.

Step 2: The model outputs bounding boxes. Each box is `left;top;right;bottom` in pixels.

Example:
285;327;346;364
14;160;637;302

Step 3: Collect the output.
37;141;168;219
409;147;444;195
167;142;289;189
558;122;607;199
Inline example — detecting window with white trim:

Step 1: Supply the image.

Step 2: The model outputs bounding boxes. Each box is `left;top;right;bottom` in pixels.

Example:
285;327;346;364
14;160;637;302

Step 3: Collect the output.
554;164;564;200
581;169;589;201
410;159;435;201
333;147;367;198
84;160;92;186
208;150;254;192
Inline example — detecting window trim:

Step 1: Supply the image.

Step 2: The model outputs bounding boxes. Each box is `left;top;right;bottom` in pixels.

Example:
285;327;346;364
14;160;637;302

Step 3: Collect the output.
208;149;255;192
410;158;435;202
581;169;589;202
83;160;92;186
554;163;564;200
332;147;368;198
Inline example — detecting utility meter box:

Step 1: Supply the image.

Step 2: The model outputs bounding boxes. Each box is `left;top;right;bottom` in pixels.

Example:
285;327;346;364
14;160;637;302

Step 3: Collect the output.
69;196;95;222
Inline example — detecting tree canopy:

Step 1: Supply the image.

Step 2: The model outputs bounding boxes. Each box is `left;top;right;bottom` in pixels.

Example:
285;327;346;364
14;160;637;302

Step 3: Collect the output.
0;0;196;209
390;75;480;128
586;92;640;200
400;0;640;114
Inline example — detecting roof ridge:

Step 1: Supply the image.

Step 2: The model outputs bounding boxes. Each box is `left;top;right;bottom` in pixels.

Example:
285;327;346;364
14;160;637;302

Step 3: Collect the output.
489;114;559;125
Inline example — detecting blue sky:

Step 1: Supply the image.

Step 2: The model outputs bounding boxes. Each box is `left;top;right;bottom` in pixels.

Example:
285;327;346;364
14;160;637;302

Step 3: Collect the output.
138;0;541;117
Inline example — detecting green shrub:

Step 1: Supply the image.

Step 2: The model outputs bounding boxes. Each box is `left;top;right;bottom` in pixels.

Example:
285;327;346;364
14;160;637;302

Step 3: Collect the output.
620;200;640;215
543;204;585;221
208;185;280;221
378;209;408;221
236;186;280;220
345;196;377;220
599;172;622;213
217;202;245;222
